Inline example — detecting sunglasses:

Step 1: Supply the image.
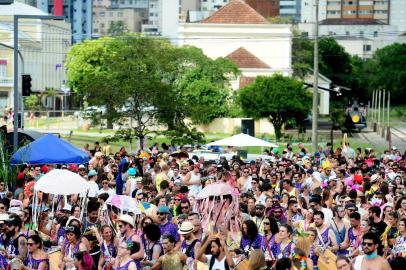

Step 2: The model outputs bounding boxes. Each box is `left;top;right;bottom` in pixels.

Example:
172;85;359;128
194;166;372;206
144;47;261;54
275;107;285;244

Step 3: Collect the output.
256;207;264;210
64;226;76;232
158;212;167;216
174;198;181;201
274;211;282;214
263;222;270;225
102;182;109;185
180;206;189;210
362;242;374;247
27;242;35;246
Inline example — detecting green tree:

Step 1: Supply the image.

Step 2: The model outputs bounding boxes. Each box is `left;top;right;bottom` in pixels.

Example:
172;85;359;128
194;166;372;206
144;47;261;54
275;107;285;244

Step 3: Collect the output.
66;36;238;148
107;20;128;36
238;74;312;140
363;43;406;103
292;30;314;78
318;37;352;86
23;95;39;110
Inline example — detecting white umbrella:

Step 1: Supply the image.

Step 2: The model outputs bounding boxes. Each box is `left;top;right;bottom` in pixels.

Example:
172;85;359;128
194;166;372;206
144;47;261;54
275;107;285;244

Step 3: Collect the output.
206;133;278;148
34;169;89;195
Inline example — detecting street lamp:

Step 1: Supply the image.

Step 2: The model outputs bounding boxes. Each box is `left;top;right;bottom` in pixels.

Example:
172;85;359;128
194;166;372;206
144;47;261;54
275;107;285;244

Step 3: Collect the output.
311;0;320;152
13;14;64;152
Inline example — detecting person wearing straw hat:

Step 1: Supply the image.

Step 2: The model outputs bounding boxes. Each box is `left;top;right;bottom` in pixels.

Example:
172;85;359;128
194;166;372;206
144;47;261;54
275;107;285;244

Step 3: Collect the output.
179;221;201;268
117;214;144;265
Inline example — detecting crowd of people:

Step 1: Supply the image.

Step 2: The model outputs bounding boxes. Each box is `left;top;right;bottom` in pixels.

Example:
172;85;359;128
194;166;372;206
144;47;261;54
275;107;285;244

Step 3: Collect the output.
0;140;405;270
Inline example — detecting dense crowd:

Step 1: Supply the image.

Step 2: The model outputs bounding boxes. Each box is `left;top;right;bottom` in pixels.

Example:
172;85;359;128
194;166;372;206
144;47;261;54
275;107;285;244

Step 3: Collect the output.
0;140;405;270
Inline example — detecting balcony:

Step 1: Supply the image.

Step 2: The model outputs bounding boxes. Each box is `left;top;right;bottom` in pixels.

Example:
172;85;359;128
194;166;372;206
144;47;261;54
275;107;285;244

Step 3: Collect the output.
0;77;13;87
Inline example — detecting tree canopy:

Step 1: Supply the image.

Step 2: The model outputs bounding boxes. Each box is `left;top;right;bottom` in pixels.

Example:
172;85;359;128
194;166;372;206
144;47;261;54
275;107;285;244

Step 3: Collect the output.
238;74;312;139
66;35;238;147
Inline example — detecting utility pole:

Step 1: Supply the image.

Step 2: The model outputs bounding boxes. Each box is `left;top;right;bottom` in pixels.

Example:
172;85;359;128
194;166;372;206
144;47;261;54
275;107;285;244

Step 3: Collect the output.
371;90;375;121
311;0;319;152
13;15;64;152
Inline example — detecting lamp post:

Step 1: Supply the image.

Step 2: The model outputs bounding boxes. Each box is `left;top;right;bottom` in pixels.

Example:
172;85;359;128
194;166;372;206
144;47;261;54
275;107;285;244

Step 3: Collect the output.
13;14;64;152
311;0;320;152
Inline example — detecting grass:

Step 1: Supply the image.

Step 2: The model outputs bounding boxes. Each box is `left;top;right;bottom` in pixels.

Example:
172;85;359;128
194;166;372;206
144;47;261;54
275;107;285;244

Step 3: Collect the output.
62;132;385;155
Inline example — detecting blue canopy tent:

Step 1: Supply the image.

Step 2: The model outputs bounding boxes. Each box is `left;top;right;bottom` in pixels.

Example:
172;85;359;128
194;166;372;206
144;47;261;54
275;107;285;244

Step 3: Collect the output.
10;134;89;165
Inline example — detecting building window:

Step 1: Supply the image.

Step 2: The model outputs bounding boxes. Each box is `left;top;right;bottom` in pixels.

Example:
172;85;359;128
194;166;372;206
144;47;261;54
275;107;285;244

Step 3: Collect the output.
373;31;378;37
0;60;7;77
94;28;98;33
360;31;364;37
363;44;371;51
346;31;350;36
117;12;123;17
100;11;105;16
328;31;333;36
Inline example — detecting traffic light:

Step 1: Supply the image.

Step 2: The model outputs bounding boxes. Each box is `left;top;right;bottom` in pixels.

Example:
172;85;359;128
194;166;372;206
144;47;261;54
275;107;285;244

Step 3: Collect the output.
22;74;32;96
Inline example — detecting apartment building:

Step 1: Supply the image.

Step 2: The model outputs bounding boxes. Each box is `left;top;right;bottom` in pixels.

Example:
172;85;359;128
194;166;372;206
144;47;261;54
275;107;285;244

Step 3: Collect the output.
324;0;389;23
92;0;148;37
36;0;92;43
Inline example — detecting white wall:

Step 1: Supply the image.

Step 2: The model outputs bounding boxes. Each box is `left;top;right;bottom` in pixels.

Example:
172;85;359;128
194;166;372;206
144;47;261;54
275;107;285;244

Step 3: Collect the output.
178;23;292;72
160;0;179;39
390;0;406;32
301;0;327;23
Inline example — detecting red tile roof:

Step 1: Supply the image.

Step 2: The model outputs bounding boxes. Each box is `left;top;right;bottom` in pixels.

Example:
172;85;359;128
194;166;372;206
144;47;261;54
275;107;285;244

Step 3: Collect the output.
226;47;270;69
239;77;256;88
202;0;269;24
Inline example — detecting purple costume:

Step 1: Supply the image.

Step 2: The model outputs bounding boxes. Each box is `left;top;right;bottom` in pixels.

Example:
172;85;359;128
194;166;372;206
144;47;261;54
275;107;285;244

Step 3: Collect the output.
101;241;117;265
159;222;180;242
116;260;141;270
317;228;330;248
240;234;264;252
181;240;200;259
270;240;294;259
24;255;50;270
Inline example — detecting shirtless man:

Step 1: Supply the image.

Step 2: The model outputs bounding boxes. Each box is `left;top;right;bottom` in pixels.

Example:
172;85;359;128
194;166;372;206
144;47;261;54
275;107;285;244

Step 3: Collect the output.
237;168;252;193
353;232;391;270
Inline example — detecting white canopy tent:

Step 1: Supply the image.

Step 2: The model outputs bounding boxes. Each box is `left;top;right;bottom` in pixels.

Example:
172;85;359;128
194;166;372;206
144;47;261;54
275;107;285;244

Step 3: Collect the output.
206;133;278;148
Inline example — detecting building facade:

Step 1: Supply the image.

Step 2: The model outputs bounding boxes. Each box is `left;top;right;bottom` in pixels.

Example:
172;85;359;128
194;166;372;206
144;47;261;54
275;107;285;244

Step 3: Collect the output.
279;0;301;22
36;0;92;43
245;0;280;18
141;0;179;38
302;0;390;24
0;2;71;111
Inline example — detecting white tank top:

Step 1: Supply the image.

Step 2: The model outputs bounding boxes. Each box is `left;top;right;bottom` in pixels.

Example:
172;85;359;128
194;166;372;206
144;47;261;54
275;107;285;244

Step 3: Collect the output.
353;255;364;270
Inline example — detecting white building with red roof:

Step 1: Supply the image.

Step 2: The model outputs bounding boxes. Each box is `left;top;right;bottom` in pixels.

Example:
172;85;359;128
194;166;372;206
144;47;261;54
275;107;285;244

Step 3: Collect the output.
178;0;292;90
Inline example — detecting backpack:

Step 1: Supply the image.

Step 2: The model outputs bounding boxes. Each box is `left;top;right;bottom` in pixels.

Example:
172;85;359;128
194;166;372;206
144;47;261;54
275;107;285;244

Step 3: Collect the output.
209;255;230;270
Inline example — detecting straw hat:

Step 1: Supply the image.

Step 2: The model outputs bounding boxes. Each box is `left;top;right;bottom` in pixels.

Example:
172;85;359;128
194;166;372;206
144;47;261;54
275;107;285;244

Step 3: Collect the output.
178;221;194;235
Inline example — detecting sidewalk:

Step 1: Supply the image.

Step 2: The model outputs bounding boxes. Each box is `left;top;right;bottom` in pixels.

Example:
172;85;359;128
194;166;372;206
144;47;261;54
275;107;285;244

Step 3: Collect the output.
357;127;405;153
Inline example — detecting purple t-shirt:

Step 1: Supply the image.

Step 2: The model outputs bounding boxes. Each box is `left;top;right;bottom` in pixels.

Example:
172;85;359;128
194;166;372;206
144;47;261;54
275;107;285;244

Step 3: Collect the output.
240;234;264;252
159;222;180;242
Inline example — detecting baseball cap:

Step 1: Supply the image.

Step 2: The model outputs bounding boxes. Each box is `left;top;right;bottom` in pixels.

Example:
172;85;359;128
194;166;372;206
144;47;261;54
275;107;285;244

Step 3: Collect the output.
157;205;170;214
78;164;86;169
345;203;357;210
88;169;97;177
128;168;137;176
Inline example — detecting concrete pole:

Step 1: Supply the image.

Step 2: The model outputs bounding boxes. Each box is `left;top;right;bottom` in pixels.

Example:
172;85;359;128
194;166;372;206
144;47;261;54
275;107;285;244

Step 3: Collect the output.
377;90;381;130
13;16;19;152
371;90;375;121
311;0;319;152
382;89;386;128
387;91;390;127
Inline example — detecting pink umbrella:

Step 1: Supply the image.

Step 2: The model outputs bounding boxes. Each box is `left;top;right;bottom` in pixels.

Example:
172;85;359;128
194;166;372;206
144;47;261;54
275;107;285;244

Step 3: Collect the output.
196;182;237;199
194;182;240;230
